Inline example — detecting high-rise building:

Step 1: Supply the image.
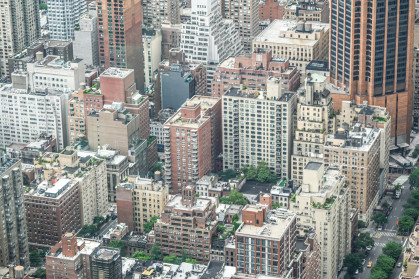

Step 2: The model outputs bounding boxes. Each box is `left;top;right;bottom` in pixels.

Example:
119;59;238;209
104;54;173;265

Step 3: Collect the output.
46;233;101;279
290;163;351;279
143;29;162;88
116;177;169;233
0;156;29;268
0;85;70;150
73;12;99;66
324;124;381;222
91;248;122;279
258;0;287;21
222;82;297;179
329;0;415;144
48;0;86;40
222;0;260;52
211;50;300;97
25;177;81;247
291;73;336;186
143;0;180;29
283;0;329;23
180;0;242;93
0;0;40;77
413;21;419;131
153;186;218;263
164;96;222;193
252;20;329;73
97;0;145;92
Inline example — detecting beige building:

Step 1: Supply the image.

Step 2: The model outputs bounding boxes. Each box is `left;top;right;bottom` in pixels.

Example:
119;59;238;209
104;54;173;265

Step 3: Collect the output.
284;0;329;23
222;80;297;179
143;29;162;88
290;162;351;279
337;101;390;199
142;0;180;29
252;20;329;72
324;125;381;222
291;73;336;186
400;222;419;278
116;177;169;233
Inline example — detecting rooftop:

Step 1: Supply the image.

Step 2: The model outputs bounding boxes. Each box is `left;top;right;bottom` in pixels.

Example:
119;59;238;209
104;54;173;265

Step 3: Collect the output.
27;178;76;199
236;209;296;240
94;248;120;261
165;195;217;212
0;84;70;96
325;124;380;151
305;161;322;171
101;67;134;79
48;238;101;260
224;87;295;103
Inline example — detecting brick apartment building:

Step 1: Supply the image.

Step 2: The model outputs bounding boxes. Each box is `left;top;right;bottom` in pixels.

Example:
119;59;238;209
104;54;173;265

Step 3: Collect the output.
258;0;287;21
211;50;300;97
152;186;218;263
164;96;222;193
25;178;81;247
46;233;101;279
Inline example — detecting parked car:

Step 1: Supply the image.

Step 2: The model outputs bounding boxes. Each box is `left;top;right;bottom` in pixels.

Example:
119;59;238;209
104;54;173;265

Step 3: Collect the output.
367;261;373;268
361;259;366;265
397;262;402;268
355;269;359;274
366;245;373;251
378;225;383;231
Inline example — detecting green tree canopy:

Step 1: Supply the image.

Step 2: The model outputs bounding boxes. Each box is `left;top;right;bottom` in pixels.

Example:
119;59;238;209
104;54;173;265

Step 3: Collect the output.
93;216;105;224
398;215;415;234
163;254;182;265
372;254;395;276
149;162;163;178
358;220;367;229
185;258;197;264
32;268;46;279
217;169;237;181
144;216;159;233
240;162;277;183
367;269;389;279
382;241;402;261
131;251;152;260
220;189;248;205
354;233;375;251
403;208;419;220
30;251;42;266
372;213;387;225
151;244;162;261
343;253;364;277
40;4;47;10
79;224;98;236
409;168;419;188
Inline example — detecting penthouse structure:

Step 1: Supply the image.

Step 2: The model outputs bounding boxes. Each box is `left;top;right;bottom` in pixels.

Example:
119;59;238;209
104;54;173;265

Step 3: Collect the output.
290;163;351;279
116;177;169;233
252;20;329;72
284;0;329;23
291;73;336;186
324;125;381;222
222;83;297;179
211;50;300;97
0;85;70;150
20;134;58;164
0;157;29;268
164;96;222;193
46;233;101;279
153;186;218;263
25;178;81;247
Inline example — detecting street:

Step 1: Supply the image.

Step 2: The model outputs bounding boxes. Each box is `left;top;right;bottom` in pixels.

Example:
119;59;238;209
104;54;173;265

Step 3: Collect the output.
96;218;118;238
355;177;410;279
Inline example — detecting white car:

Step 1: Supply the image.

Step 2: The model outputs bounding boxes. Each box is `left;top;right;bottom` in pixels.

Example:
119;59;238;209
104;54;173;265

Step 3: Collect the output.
355;269;359;274
361;259;366;265
378;225;383;231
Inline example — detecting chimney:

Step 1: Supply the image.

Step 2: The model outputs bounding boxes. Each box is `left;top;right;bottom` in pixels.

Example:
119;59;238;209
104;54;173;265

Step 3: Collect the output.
62;233;78;257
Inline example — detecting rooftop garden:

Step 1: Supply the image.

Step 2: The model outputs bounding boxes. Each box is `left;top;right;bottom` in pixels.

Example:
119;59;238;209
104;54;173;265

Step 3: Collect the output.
83;83;101;95
290;194;296;202
311;196;336;209
147;136;156;146
373;116;387;123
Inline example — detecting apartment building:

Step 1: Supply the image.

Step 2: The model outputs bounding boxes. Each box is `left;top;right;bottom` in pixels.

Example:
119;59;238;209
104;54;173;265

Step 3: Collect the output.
73;12;99;66
27;55;86;92
143;29;162;88
290;163;351;279
211;50;300;97
48;0;86;40
153;186;218;263
0;157;29;268
116;177;169;233
258;0;287;21
291;73;336;186
97;0;144;92
222;81;297;179
399;222;419;278
0;85;70;150
143;0;180;29
0;0;40;77
252;20;329;72
20;134;58;164
46;233;101;279
337;101;390;199
164;96;222;193
161;24;182;59
222;0;260;52
87;109;147;176
180;0;242;93
25;178;81;247
284;0;329;23
324;125;381;222
91;248;122;279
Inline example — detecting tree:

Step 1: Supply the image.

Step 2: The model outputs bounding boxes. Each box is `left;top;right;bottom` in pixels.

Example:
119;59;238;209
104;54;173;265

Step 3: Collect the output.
79;224;98;236
144;216;159;233
381;201;390;210
403;208;419;220
218;169;237;181
151;244;162;261
232;214;239;223
30;251;42;266
373;254;395;276
398;215;415;234
163;254;182;264
354;233;374;251
220;189;248;205
372;213;387;225
358;220;367;229
409;168;419;188
256;162;277;183
131;251;152;260
382;241;403;261
32;268;46;279
343;253;363;277
40;4;47;10
367;269;389;279
185;258;198;264
93;216;105;224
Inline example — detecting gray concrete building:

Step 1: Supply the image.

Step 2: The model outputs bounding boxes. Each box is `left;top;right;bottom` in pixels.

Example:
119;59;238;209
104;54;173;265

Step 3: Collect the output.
161;64;195;111
73;12;99;66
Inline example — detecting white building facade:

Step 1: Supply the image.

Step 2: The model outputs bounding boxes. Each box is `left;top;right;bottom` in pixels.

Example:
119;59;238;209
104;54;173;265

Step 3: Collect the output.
143;29;162;88
48;0;86;40
73;12;99;66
